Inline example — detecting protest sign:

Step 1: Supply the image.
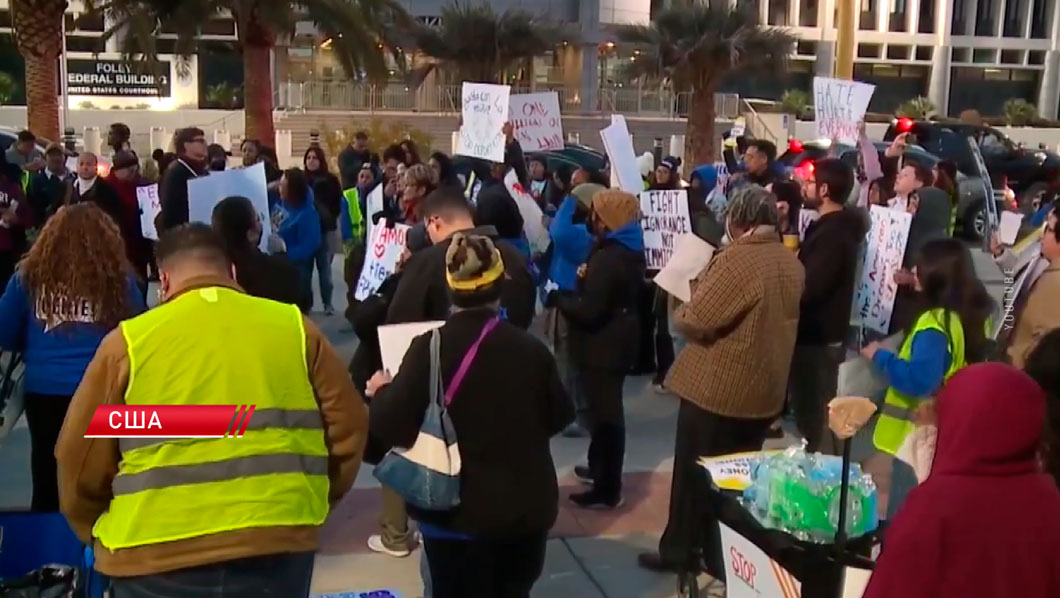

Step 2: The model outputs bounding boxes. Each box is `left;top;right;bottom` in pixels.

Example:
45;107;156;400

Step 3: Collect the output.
653;234;715;302
640;189;692;270
509;91;563;151
841;567;872;598
600;115;643;193
457;82;510;162
719;522;801;598
137;184;160;240
364;184;384;248
798;208;819;241
853;206;912;334
378;321;445;376
355;219;410;301
999;211;1024;246
504;169;551;254
187;162;271;251
813;77;875;145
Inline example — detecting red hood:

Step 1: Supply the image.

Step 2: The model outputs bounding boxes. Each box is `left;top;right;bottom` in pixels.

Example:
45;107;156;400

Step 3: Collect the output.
932;362;1045;477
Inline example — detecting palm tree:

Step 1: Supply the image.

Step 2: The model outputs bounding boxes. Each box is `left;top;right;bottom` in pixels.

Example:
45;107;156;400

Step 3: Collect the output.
406;2;571;87
10;0;69;141
88;0;410;144
616;1;795;167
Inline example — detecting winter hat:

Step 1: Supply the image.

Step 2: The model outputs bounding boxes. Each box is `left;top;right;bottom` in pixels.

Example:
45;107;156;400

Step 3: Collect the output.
592;189;640;232
571;183;606;209
636;152;655;179
445;233;505;308
660;155;682;174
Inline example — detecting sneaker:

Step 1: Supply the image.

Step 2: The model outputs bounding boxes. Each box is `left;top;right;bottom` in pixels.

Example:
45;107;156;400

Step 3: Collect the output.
569;489;624;510
324;305;336;316
573;464;594;484
561;422;589;438
367;534;411;558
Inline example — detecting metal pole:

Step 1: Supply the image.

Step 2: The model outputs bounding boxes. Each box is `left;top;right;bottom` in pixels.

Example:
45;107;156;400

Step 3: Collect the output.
59;16;70;134
835;0;856;80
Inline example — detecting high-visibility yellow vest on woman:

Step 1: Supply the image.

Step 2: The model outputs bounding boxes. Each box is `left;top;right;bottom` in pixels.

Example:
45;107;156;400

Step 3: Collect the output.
874;308;967;455
91;286;330;550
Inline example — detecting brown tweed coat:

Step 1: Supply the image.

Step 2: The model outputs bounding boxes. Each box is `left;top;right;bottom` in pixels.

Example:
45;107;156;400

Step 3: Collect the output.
666;228;805;419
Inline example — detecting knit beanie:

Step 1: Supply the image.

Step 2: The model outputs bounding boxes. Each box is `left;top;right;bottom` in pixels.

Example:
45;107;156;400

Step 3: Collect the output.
592;189;640;232
660;155;682;174
445;233;505;308
571;183;606;210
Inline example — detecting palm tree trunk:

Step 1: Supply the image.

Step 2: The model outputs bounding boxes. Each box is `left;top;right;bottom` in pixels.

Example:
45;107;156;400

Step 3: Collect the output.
685;83;718;172
243;40;275;146
25;53;60;141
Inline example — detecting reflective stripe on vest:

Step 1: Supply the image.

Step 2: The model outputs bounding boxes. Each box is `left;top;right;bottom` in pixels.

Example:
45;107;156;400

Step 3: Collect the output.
873;308;967;455
92;287;330;550
342;187;365;242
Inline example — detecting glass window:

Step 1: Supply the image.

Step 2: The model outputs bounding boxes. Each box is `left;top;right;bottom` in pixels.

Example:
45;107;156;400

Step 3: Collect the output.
1000;49;1023;64
889;0;908;32
1031;0;1049;38
975;0;995;36
857;44;881;58
915;46;933;61
918;0;936;33
799;0;818;26
768;0;788;25
1003;0;1023;37
886;45;911;60
952;0;968;34
859;0;877;30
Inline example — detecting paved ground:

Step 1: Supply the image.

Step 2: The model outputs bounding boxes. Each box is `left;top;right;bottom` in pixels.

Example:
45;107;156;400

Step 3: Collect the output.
0;246;1007;597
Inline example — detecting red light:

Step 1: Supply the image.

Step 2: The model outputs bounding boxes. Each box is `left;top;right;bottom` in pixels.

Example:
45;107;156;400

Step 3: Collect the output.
794;161;814;180
896;117;914;133
788;138;804;153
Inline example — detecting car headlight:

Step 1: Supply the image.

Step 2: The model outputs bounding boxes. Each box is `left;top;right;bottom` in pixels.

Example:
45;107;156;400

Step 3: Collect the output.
1035;151;1047;163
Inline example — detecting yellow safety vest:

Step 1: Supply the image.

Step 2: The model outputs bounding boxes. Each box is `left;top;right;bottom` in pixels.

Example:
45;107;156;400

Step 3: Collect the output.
873;308;966;455
92;286;330;550
342;187;365;246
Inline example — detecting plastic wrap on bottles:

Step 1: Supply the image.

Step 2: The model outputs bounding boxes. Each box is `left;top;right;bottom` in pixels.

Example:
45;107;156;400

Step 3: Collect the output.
739;443;879;543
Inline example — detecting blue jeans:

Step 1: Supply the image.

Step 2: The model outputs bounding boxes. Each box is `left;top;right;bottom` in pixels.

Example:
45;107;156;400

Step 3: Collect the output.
110;551;315;597
887;458;919;520
313;242;335;309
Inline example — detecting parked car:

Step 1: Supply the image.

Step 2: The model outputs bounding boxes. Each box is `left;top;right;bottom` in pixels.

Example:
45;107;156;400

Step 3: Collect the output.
882;118;1059;217
451;143;609;190
0;128;111;177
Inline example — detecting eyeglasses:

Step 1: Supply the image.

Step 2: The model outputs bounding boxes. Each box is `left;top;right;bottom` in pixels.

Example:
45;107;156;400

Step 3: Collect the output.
190;137;207;144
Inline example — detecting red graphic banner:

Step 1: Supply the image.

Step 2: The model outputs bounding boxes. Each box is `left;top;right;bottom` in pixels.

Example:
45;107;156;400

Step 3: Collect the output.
84;405;256;438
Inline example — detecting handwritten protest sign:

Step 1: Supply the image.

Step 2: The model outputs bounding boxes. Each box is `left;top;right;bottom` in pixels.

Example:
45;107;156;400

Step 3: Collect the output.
187;162;271;251
698;451;783;491
378;321;445;376
853;206;912;334
798;208;819;241
640;189;692;270
600;115;643;193
457;82;510;162
137;184;160;240
509;91;563;151
813;76;875;145
503;169;551;254
720;523;801;598
364;183;384;248
355;219;410;301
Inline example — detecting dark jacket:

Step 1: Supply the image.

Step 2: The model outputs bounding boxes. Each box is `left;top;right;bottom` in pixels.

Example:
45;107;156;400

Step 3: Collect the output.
0;176;33;255
473;140;529;241
158;158;206;233
66;178;125;227
386;225;535;329
28;170;70;223
370;308;573;537
104;173;152;276
797;207;868;345
337;146;375;189
230;247;304;306
554;222;646;371
309;171;343;234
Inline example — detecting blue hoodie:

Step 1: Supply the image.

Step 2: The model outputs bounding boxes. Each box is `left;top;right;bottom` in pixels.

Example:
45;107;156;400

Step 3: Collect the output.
278;188;323;263
606;220;645;253
0;274;146;396
547;196;592;291
690;164;718;191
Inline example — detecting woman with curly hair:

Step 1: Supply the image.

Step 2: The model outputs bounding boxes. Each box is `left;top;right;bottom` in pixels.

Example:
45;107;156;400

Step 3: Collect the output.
0;203;146;511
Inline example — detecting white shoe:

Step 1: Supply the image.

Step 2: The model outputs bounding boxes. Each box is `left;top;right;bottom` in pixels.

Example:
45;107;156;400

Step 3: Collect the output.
367;534;411;557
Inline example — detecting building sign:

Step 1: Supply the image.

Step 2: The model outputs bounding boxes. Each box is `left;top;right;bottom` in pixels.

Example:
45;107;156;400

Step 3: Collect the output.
67;59;171;97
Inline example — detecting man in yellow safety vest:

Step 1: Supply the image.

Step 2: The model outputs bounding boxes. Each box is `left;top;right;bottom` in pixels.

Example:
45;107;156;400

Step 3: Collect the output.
56;223;368;597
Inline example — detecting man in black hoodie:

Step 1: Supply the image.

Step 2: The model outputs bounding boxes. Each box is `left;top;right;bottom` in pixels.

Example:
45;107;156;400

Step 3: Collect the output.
790;158;864;454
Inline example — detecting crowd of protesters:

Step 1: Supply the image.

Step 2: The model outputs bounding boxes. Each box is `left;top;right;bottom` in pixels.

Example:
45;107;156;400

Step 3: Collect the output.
0;116;1058;598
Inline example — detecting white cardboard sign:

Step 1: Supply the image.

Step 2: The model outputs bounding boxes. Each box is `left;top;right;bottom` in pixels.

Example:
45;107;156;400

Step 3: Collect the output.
186;162;271;252
378;320;445;376
355;219;410;301
457;82;511;162
813;77;875;145
503;169;551;254
600;115;644;194
853;206;912;334
719;522;802;598
653;234;715;303
508;91;563;151
640;189;692;270
136;183;160;240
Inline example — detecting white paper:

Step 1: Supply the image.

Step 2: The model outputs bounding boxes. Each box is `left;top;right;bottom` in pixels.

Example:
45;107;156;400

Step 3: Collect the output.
813;76;876;145
355;219;410;301
853;206;913;334
719;522;802;598
378;321;445;376
503;169;551;255
653;234;714;302
508;91;563;151
186;162;271;251
457;82;511;162
137;184;160;241
842;567;872;598
998;211;1024;246
639;189;692;270
730;116;746;138
364;184;384;247
798;208;820;242
697;451;782;492
600;115;643;193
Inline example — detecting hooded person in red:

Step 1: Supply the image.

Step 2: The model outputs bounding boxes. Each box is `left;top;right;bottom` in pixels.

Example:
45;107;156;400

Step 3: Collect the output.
865;362;1060;598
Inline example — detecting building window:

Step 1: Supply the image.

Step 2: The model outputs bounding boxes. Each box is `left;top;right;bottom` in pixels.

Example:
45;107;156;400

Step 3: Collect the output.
1003;0;1024;37
857;43;881;58
1000;49;1023;64
797;40;817;56
918;0;935;33
768;0;788;25
973;48;996;63
1029;50;1045;65
975;0;996;36
73;12;105;32
859;0;877;30
202;19;236;37
889;0;908;32
953;47;972;63
886;45;911;60
915;46;933;61
1031;0;1049;38
799;0;818;26
65;36;103;52
952;0;968;34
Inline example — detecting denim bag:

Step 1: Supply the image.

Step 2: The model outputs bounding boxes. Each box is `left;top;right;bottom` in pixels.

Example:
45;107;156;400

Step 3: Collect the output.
374;318;498;510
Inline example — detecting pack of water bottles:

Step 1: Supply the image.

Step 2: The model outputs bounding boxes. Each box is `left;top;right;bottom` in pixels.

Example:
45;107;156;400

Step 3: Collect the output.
740;443;880;543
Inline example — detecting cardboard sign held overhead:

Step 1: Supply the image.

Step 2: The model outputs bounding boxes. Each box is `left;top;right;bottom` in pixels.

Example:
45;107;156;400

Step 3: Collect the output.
186;162;271;252
853;206;912;334
600;115;644;193
457;82;511;162
639;189;692;270
813;77;875;145
509;91;564;151
137;184;160;240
